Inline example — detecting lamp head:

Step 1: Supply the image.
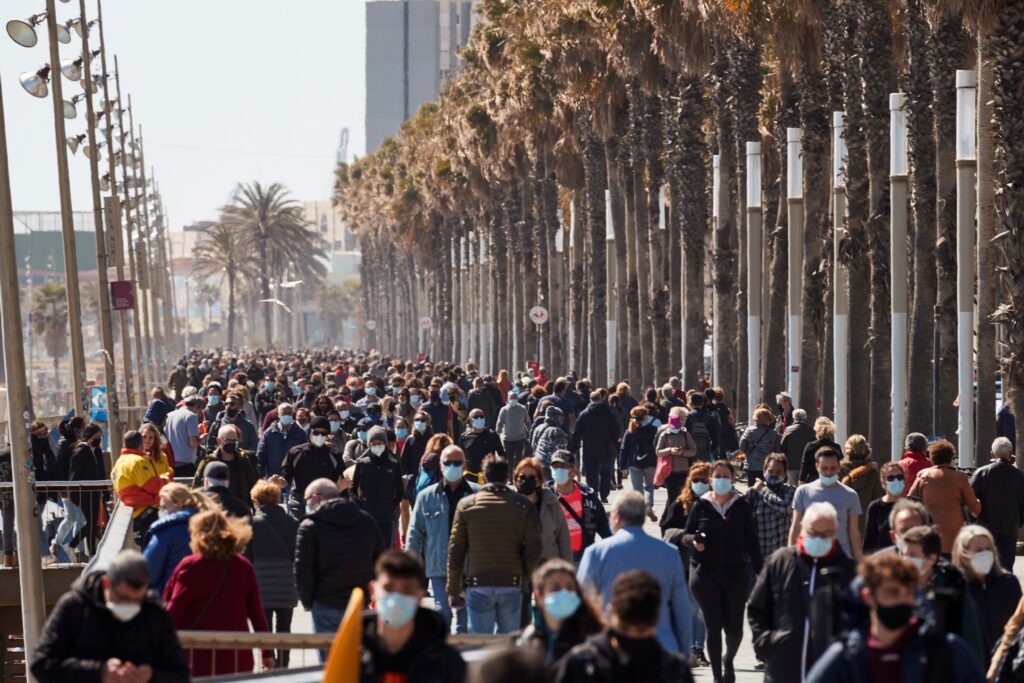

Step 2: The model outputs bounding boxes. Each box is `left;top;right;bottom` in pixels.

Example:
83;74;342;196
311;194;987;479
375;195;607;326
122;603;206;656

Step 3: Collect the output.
83;141;105;160
67;134;87;155
63;99;77;120
100;174;111;192
61;57;83;82
6;13;47;48
56;24;71;44
19;65;51;98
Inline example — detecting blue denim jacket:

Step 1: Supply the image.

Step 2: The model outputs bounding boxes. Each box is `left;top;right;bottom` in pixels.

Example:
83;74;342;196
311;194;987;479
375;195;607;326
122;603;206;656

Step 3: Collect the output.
407;479;479;578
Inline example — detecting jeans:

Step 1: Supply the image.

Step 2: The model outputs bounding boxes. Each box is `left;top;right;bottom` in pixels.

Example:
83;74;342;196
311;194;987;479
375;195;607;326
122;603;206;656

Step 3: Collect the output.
55;499;86;550
377;521;395;549
263;607;294;667
664;471;688;517
311;603;346;662
503;439;528;471
430;577;467;634
466;587;522;635
691;566;748;678
629;466;656;511
174;462;196;479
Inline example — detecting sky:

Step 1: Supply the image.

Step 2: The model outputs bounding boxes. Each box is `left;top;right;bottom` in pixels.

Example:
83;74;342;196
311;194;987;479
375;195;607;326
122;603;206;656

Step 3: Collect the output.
2;0;366;229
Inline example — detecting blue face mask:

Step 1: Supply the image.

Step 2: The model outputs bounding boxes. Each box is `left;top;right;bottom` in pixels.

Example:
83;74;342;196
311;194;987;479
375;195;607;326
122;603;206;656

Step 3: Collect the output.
264;381;274;391
643;416;654;427
414;421;427;433
803;535;834;558
552;468;571;485
365;386;377;397
691;481;710;496
279;415;294;427
712;478;733;495
765;475;786;487
886;479;905;496
543;590;581;621
410;395;421;405
392;386;402;395
396;428;409;440
670;428;681;434
377;592;419;627
443;464;464;482
358;431;368;444
818;473;839;486
472;418;486;429
329;420;341;432
508;399;519;407
208;395;220;406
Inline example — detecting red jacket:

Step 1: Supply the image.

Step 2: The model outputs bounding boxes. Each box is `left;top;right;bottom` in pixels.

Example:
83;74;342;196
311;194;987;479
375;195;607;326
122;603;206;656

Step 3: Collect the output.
163;553;269;677
898;450;931;489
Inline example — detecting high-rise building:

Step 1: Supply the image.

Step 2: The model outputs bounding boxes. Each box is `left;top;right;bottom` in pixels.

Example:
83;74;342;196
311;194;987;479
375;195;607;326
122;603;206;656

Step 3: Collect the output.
365;0;481;152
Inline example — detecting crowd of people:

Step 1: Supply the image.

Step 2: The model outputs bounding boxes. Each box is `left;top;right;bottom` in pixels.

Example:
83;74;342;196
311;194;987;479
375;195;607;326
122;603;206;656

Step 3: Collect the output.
22;348;1024;683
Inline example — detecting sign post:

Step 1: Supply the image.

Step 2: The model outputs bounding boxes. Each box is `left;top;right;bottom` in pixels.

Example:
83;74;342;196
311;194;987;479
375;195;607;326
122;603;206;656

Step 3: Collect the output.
529;306;548;366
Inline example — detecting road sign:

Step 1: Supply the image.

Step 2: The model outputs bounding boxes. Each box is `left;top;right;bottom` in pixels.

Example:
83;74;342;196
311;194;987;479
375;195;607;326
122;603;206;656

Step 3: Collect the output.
419;316;432;330
110;281;134;310
365;319;377;331
529;306;549;325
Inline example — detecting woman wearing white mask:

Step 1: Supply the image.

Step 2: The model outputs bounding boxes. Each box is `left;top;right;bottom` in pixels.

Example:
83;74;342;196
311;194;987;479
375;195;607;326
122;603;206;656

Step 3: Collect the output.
515;558;603;665
953;524;1022;668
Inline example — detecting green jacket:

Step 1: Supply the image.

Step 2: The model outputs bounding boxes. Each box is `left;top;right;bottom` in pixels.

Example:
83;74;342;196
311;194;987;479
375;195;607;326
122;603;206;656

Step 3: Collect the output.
192;447;259;506
446;483;542;595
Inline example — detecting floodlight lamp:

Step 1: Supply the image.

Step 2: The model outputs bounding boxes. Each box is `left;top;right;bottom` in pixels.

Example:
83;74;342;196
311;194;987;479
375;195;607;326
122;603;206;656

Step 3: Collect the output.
67;133;86;154
6;13;46;48
61;57;83;81
19;65;50;98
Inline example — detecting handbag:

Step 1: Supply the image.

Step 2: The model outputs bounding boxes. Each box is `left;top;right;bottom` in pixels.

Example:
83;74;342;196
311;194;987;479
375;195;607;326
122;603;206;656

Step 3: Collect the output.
654;451;673;487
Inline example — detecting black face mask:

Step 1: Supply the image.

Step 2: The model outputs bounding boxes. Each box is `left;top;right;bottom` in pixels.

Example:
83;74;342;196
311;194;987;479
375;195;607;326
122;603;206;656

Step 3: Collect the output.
517;477;538;495
221;442;238;454
875;602;913;630
226;407;240;418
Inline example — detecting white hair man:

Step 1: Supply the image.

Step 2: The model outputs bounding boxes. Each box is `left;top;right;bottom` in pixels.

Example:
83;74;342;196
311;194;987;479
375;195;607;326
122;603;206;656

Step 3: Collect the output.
255;400;309;479
970;435;1024;570
749;501;857;681
577;491;694;655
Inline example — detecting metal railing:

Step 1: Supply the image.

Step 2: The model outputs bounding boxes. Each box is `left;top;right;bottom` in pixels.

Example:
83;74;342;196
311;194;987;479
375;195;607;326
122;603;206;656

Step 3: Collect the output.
174;630;503;680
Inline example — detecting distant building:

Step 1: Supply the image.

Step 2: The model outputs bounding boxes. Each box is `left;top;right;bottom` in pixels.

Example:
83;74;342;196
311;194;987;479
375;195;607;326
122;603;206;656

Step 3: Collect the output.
365;0;480;152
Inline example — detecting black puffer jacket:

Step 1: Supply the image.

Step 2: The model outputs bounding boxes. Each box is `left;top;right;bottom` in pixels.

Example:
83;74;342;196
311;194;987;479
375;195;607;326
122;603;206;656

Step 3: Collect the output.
295;497;385;609
359;608;466;683
30;571;189;683
747;546;857;683
280;442;344;515
352;450;404;522
554;631;695;683
251;504;298;609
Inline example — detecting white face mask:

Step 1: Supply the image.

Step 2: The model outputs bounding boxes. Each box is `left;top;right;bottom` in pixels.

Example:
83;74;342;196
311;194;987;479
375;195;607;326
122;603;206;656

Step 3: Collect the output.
106;601;141;623
907;556;926;572
370;444;386;456
970;550;995;576
310;434;328;448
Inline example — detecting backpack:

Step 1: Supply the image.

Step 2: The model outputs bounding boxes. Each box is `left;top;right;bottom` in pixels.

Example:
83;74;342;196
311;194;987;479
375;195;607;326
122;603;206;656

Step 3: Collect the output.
689;414;713;461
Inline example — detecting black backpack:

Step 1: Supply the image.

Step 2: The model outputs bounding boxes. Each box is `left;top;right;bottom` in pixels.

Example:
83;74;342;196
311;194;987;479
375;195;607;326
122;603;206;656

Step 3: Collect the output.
689;414;713;460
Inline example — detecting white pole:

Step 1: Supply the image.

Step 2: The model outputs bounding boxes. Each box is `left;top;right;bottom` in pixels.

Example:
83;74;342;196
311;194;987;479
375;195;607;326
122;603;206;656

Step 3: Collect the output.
712;155;721;387
787;128;803;409
746;142;762;419
833;112;849;445
956;70;977;465
890;93;909;461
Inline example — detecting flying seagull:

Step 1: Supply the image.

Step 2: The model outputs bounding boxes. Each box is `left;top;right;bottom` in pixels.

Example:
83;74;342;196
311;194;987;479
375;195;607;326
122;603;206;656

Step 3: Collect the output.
258;298;293;315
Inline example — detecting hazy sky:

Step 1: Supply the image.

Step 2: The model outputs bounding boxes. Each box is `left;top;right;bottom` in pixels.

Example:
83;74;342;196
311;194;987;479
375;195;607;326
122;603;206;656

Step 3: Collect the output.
2;0;366;228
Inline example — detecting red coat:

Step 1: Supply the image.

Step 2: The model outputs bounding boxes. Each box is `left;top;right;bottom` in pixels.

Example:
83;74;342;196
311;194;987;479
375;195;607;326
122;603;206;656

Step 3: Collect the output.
898;450;931;489
163;553;269;677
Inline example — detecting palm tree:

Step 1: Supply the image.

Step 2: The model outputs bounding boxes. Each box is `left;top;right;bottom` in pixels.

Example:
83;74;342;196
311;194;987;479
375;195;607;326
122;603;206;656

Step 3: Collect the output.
192;222;258;348
31;283;69;386
193;282;220;335
220;181;326;347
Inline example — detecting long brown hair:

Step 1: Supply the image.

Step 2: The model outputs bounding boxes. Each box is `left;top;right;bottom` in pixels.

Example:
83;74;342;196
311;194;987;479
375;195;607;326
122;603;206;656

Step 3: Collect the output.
189;509;251;561
139;422;166;464
532;559;603;637
627;406;649;434
677;462;711;515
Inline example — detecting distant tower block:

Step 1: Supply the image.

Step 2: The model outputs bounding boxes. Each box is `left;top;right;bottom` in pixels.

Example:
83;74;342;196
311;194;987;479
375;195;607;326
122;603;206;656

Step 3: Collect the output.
337;128;349;165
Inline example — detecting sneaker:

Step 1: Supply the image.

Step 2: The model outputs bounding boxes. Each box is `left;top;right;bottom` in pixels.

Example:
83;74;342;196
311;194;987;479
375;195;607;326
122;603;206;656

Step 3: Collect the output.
646;508;658;522
692;648;710;667
599;495;609;504
41;554;57;567
754;660;766;670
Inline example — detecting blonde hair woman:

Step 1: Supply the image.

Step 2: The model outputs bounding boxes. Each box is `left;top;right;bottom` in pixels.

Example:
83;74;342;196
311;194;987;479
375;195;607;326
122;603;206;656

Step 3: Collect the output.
798;417;842;484
141;483;212;594
163;509;272;677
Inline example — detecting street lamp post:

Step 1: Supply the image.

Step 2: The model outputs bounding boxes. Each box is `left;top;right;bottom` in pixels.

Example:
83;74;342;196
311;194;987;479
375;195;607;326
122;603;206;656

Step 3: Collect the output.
746;142;761;418
96;0;134;409
135;131;164;375
45;0;89;416
0;71;48;671
787;127;804;409
78;0;122;456
890;93;909;461
956;70;977;467
711;154;720;386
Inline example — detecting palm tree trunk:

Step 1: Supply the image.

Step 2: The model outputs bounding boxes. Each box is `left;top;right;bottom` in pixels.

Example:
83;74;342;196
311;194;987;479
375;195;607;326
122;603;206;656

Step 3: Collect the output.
227;269;236;349
904;0;937;434
617;108;642;389
570;194;585;372
859;0;895;459
543;159;564;374
582;121;608;385
673;73;709;391
712;38;739;407
258;240;272;348
629;84;653;387
799;61;830;421
975;38;997;467
606;137;629;384
932;15;971;439
991;0;1024;461
644;89;669;387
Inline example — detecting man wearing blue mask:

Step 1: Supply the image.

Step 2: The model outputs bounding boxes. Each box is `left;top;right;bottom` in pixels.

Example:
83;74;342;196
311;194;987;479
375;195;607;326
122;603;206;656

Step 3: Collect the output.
360;551;466;682
496;389;532;471
457;408;505;484
255;402;308;479
407;444;478;634
749;501;856;683
789;447;864;562
549;450;611;564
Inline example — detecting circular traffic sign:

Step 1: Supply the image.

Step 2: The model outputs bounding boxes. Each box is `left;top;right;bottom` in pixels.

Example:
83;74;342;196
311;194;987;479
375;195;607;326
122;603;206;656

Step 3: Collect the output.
419;316;432;330
365;319;377;331
529;306;549;325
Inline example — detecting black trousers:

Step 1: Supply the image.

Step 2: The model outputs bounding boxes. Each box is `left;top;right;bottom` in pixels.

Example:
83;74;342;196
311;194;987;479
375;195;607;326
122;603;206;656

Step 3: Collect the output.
264;608;294;667
691;565;748;678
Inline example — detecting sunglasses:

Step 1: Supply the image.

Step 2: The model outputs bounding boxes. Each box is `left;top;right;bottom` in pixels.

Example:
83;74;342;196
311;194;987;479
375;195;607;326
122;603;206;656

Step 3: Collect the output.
691;478;708;484
886;474;904;482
